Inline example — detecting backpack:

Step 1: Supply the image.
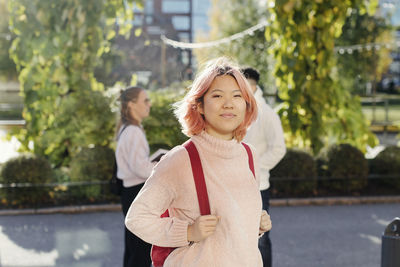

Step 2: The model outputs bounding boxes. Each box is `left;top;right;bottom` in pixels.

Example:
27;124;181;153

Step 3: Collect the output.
151;141;255;267
110;125;128;196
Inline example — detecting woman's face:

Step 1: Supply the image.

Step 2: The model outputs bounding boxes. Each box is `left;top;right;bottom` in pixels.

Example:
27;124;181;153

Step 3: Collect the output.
128;90;151;123
198;75;246;140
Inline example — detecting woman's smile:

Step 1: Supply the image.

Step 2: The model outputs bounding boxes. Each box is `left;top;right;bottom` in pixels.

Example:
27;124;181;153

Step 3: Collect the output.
220;113;236;118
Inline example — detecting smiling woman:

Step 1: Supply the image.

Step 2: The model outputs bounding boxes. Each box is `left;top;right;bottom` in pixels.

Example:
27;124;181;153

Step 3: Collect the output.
125;57;272;267
197;75;247;140
175;57;257;141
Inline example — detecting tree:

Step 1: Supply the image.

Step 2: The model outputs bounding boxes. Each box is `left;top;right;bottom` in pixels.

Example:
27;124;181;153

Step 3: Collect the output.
335;7;393;95
267;0;379;154
194;0;275;93
8;0;142;166
0;0;17;81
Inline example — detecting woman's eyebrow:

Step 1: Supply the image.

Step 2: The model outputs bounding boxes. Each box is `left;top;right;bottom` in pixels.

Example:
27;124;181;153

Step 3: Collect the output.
209;89;224;93
209;89;242;93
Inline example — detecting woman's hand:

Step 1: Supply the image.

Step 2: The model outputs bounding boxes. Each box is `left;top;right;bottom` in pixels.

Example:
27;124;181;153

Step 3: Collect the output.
259;210;271;235
187;215;220;243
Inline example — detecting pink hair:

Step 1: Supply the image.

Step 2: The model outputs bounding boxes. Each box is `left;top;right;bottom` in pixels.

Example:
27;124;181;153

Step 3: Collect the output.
174;57;258;142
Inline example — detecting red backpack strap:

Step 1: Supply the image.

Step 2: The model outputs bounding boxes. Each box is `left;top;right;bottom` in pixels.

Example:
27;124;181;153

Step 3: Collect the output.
183;141;211;215
241;142;255;178
151;141;211;267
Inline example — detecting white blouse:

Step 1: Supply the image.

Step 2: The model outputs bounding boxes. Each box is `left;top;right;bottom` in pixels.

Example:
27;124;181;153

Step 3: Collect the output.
116;125;155;187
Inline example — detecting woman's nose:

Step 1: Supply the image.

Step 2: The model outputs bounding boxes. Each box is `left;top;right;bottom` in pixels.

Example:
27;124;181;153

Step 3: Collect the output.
223;97;234;108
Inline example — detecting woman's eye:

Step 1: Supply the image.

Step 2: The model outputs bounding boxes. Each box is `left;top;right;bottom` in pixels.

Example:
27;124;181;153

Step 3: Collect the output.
234;94;242;98
212;95;222;98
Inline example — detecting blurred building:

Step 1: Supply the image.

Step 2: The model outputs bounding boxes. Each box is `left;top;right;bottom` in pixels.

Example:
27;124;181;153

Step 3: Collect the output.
109;0;210;88
379;0;400;93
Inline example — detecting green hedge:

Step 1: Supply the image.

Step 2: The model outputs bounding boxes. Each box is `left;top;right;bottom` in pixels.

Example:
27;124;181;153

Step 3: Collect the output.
317;144;368;193
144;83;189;152
0;154;53;207
270;149;317;196
369;146;400;189
69;146;115;200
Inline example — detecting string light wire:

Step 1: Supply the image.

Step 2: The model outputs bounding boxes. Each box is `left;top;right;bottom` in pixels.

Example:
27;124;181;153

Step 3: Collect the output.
160;20;269;49
160;21;399;54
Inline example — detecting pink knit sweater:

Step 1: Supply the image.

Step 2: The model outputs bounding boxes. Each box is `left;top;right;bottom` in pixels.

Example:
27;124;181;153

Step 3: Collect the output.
125;131;263;267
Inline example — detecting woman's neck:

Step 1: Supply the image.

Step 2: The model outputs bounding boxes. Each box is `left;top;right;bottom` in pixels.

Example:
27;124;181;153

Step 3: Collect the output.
204;127;234;141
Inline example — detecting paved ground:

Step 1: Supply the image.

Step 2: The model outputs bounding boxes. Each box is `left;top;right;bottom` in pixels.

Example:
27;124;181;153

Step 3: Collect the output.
270;203;398;267
0;203;398;267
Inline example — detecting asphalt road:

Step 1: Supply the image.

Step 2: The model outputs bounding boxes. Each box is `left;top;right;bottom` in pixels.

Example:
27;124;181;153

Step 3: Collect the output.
0;203;398;267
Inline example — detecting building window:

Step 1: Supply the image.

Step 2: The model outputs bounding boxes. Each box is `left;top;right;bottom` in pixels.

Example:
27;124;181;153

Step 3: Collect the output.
172;16;190;30
162;0;190;13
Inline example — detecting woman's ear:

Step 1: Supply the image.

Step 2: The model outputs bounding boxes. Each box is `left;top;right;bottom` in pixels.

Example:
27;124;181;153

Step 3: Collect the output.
197;102;204;115
126;101;133;112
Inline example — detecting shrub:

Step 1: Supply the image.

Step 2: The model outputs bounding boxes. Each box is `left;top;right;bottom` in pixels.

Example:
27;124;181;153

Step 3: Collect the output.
270;149;317;197
144;83;189;152
369;146;400;188
318;144;368;193
69;146;115;200
0;154;53;207
35;90;116;167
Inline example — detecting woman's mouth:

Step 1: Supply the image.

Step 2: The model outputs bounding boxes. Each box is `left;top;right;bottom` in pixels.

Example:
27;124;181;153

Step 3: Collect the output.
220;113;236;118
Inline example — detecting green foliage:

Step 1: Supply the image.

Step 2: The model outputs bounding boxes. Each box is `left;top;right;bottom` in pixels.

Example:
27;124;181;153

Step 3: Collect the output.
369;146;400;188
0;0;17;81
8;0;142;166
195;0;275;93
37;90;115;166
144;83;189;151
70;146;115;199
0;109;22;120
0;154;53;183
370;145;400;174
270;149;317;196
336;8;393;95
318;144;368;193
268;0;378;154
70;146;114;181
0;154;53;207
94;47;125;87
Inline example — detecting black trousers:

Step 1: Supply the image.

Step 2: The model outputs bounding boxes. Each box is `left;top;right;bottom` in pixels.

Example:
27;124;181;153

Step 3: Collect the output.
259;188;272;267
121;183;152;267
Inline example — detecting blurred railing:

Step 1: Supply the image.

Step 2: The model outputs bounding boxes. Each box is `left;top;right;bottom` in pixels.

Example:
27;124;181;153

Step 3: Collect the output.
0;175;398;209
0;181;120;209
361;96;400;133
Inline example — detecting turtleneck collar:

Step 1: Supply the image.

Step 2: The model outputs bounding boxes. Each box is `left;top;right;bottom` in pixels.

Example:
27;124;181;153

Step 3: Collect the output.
191;131;243;159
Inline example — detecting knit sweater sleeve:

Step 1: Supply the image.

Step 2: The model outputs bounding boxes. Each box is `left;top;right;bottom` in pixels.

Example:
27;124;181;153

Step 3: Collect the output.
125;146;190;248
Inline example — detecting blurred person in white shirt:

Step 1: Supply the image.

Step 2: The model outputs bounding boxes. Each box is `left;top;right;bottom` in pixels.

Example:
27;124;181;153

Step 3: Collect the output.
116;86;154;267
242;68;286;267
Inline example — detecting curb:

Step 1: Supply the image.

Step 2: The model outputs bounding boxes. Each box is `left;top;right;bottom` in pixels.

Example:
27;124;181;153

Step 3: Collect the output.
0;196;399;216
0;203;122;216
270;195;400;206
